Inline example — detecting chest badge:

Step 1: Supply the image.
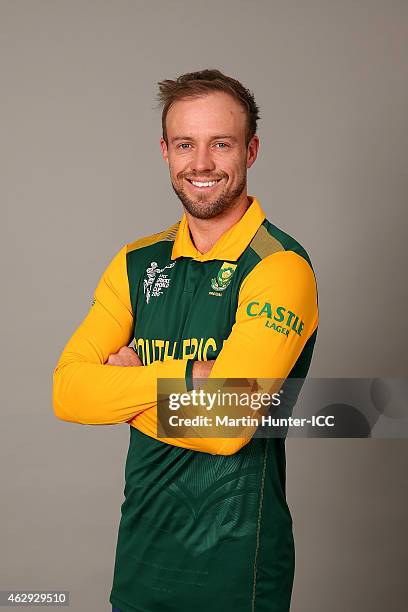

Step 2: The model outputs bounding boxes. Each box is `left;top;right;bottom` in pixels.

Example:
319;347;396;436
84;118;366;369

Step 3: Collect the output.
143;261;176;304
210;262;237;293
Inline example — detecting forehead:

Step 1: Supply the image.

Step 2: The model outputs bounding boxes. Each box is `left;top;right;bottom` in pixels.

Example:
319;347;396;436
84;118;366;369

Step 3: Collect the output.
165;91;247;138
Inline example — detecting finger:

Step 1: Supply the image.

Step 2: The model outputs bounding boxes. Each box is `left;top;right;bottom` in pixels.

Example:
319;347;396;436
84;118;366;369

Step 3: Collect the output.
131;352;143;366
106;354;120;366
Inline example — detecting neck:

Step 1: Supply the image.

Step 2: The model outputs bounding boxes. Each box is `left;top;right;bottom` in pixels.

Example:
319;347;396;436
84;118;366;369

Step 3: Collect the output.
185;192;251;254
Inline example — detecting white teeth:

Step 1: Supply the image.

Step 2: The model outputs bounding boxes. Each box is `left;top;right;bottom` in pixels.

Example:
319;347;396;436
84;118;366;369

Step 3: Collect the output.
190;180;218;187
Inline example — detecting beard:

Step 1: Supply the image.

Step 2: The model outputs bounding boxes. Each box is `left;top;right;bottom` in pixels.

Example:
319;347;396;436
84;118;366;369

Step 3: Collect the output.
170;168;247;220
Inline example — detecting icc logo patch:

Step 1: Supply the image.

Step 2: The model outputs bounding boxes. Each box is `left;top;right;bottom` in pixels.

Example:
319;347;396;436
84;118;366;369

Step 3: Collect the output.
143;260;176;304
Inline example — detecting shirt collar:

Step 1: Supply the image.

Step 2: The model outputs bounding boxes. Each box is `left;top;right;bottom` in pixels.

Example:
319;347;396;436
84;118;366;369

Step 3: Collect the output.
171;196;266;262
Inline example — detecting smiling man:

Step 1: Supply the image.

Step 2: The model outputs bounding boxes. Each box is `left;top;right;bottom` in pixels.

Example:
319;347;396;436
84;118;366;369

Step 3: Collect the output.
163;90;252;223
53;69;319;612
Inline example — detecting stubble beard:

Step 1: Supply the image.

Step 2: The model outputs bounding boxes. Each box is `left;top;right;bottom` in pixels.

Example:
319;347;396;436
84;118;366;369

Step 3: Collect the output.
170;168;248;220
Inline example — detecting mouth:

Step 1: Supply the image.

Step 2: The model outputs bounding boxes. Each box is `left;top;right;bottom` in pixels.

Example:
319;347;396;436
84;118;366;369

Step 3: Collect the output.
185;178;224;190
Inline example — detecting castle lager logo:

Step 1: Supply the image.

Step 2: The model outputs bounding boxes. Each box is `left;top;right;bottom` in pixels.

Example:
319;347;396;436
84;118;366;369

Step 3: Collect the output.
246;301;305;337
210;262;237;292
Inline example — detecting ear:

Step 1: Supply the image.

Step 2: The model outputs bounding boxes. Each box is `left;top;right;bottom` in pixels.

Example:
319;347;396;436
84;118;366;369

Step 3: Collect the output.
246;135;260;169
160;137;169;164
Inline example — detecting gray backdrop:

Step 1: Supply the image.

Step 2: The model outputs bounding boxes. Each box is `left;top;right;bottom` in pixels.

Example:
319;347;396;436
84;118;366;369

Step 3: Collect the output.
1;1;407;610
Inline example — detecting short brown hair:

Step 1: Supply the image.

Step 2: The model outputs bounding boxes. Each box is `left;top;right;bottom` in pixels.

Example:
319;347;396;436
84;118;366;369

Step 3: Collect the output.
157;68;260;146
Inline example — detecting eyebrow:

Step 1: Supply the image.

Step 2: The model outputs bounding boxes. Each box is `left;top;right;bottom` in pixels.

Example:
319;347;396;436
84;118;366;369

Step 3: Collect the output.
171;135;238;143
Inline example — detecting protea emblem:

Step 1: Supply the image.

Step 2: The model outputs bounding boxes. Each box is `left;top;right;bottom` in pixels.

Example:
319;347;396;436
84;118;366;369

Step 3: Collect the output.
210;262;237;291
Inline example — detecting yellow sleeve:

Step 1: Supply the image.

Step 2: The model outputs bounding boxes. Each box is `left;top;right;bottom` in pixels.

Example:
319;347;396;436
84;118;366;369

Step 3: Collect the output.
132;250;318;454
52;245;189;425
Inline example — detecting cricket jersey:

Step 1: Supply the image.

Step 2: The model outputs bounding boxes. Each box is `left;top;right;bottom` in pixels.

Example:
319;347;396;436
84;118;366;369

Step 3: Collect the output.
53;196;319;612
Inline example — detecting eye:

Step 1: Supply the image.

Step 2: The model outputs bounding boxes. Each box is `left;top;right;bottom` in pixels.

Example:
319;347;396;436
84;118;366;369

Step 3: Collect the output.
178;143;192;150
214;142;229;148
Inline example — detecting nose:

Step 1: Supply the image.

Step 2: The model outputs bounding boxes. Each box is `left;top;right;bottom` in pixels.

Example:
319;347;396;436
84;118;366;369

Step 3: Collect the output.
190;143;216;174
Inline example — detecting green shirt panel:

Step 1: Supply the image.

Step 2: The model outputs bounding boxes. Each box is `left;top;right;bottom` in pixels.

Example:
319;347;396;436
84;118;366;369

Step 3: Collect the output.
110;218;318;612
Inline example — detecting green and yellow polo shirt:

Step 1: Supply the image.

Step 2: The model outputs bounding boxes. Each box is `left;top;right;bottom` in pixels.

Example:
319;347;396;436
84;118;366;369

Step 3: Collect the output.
53;196;319;612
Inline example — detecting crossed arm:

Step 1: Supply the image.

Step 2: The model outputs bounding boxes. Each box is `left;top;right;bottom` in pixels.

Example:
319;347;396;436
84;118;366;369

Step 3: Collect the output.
106;345;214;379
53;244;318;454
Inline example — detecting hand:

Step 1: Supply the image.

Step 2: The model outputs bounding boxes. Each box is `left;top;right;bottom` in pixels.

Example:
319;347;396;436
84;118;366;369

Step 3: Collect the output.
192;360;215;387
106;346;143;367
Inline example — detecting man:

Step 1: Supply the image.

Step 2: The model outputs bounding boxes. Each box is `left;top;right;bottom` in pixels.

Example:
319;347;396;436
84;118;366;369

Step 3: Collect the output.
53;69;319;612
